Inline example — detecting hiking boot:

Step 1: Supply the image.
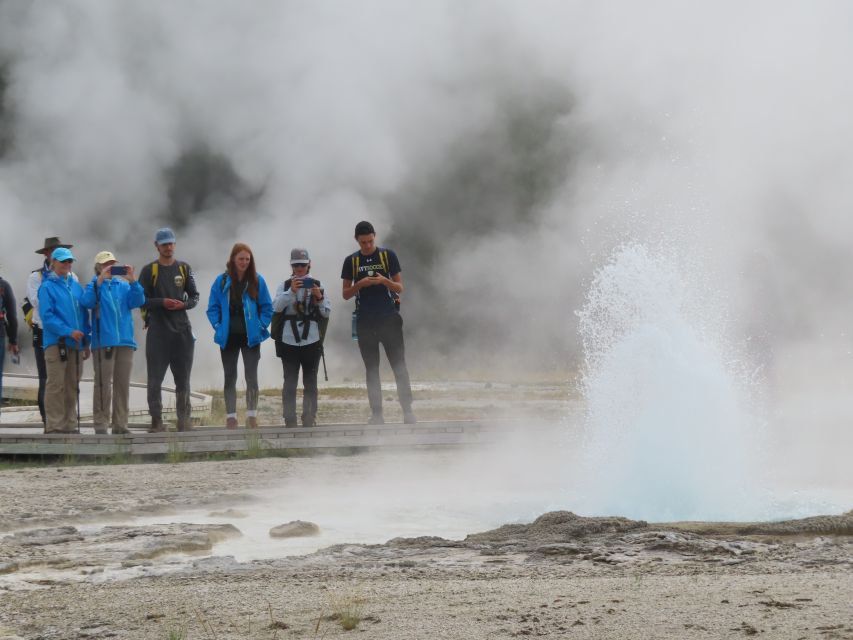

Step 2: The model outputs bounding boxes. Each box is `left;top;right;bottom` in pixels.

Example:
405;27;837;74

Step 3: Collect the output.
246;416;258;429
112;425;131;435
177;419;193;432
302;415;316;428
226;417;238;430
148;416;165;433
284;417;298;428
94;424;109;435
403;411;418;425
367;413;384;425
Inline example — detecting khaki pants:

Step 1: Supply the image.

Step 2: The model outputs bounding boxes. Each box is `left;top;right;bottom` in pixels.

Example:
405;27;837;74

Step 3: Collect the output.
44;345;84;433
92;346;133;430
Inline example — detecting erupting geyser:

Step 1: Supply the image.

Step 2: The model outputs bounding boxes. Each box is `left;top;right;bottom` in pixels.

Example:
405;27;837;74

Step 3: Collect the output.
577;243;762;522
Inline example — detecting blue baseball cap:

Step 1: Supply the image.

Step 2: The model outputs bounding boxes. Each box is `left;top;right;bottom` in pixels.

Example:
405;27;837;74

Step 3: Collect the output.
51;247;75;262
155;227;177;245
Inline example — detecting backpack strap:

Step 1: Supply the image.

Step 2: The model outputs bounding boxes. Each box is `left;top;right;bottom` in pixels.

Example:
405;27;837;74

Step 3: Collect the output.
150;261;159;287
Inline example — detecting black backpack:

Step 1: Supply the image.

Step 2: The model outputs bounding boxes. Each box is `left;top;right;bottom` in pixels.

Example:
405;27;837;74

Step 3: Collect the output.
271;278;329;345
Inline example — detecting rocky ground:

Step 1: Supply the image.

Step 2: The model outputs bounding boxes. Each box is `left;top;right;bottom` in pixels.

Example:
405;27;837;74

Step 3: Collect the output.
0;456;850;640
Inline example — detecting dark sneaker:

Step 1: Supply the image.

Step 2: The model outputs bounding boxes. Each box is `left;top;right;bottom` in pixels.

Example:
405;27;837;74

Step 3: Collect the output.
246;416;258;429
177;419;193;432
148;417;165;433
367;413;385;425
302;416;316;428
403;411;418;425
226;417;239;429
284;418;298;428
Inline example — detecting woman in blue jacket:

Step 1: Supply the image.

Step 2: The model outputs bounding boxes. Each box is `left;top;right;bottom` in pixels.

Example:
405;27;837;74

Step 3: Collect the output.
38;247;91;433
206;243;272;429
80;251;145;435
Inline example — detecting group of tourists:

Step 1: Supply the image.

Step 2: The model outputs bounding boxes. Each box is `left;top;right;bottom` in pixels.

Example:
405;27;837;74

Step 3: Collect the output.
0;220;416;434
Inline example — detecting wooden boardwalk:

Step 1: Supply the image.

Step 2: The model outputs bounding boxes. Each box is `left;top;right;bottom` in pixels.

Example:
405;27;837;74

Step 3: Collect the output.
0;420;521;457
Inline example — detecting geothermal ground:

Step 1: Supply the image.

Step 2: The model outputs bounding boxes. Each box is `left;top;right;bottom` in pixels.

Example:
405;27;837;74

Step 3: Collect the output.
0;385;850;639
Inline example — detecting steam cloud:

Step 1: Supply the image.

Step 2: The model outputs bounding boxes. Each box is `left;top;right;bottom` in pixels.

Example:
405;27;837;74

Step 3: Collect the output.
1;1;852;394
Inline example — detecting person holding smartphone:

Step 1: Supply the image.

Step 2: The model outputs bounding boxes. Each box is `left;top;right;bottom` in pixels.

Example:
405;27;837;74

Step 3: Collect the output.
341;221;415;425
80;251;145;434
272;248;330;427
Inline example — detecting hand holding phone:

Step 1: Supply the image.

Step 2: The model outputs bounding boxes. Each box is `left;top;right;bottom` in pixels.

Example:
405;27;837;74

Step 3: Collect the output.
110;265;128;276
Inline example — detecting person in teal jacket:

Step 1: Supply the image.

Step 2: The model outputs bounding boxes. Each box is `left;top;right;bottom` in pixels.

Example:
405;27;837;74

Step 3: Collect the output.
80;251;145;435
38;247;91;433
206;242;272;429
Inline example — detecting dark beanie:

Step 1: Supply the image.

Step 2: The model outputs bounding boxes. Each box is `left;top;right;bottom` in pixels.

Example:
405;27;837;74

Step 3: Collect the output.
354;220;375;237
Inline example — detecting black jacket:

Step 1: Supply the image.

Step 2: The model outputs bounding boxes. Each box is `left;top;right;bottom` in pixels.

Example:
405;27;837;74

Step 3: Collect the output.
0;276;18;344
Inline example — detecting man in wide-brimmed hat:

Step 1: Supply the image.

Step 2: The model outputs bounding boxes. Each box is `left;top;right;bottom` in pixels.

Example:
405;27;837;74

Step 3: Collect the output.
26;237;76;424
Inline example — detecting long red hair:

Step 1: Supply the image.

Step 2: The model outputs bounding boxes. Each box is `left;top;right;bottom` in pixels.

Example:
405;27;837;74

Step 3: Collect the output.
226;242;258;299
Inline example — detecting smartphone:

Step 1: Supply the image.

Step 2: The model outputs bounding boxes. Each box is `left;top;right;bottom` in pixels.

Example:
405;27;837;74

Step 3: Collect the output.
110;265;128;276
300;277;314;290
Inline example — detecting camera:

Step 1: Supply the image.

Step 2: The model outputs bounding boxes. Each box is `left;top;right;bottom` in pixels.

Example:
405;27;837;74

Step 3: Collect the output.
110;265;128;276
300;277;314;290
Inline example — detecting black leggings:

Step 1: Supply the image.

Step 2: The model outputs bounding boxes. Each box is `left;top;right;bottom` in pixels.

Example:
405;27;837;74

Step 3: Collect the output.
220;333;260;414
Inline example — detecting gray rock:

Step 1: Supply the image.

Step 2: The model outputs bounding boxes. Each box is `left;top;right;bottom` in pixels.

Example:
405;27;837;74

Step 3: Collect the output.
269;521;320;538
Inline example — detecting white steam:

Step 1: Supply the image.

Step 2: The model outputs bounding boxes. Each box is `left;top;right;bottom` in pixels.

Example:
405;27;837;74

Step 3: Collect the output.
0;1;852;401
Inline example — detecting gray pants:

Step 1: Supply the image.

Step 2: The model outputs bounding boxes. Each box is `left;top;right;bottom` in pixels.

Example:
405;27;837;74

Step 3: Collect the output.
44;344;83;433
92;346;133;430
220;334;260;414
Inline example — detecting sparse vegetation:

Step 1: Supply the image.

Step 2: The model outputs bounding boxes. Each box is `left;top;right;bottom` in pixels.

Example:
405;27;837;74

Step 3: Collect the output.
328;590;366;631
166;437;187;464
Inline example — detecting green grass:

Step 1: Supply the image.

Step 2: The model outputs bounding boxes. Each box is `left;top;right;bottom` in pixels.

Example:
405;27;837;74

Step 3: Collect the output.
166;437;187;464
327;590;366;631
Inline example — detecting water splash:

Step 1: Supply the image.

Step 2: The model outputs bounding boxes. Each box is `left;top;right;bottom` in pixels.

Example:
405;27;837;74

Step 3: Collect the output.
576;243;762;521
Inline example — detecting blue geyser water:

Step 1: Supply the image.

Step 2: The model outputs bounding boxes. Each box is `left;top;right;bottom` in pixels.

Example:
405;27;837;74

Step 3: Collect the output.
576;244;764;521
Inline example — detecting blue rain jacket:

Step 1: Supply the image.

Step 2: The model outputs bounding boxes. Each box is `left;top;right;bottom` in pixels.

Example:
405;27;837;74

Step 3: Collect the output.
80;277;145;349
38;272;91;350
206;273;273;348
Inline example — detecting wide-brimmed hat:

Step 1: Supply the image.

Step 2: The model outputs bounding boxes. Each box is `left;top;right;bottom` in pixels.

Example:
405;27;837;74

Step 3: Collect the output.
36;236;73;255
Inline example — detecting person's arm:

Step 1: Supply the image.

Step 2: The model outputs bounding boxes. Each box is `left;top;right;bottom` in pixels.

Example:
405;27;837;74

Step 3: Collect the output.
2;281;18;346
272;280;293;312
257;276;273;328
126;273;145;310
139;264;166;310
205;276;222;330
379;250;404;295
318;289;331;318
79;276;99;309
182;265;200;310
38;284;73;339
27;269;42;321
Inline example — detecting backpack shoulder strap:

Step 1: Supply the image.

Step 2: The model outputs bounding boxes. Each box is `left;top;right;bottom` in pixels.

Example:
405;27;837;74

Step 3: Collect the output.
150;261;159;287
379;249;389;274
220;272;228;293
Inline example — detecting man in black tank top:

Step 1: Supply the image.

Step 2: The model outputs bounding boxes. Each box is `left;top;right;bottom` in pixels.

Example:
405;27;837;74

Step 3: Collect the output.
341;221;415;424
138;227;199;432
